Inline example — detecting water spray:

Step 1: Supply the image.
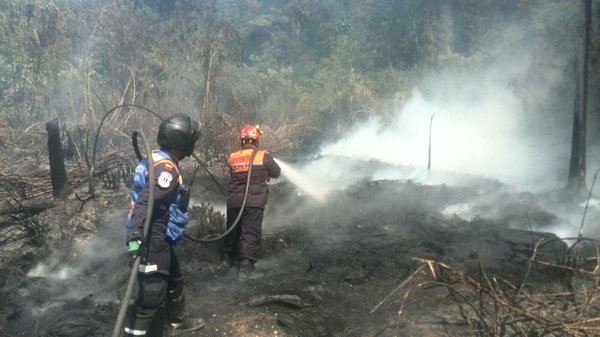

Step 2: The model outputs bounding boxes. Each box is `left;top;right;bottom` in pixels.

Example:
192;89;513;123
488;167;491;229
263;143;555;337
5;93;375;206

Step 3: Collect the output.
273;158;326;202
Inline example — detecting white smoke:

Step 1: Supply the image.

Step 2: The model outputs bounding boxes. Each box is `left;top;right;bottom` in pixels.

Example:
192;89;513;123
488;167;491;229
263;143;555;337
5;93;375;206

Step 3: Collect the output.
281;18;578;198
269;7;600;238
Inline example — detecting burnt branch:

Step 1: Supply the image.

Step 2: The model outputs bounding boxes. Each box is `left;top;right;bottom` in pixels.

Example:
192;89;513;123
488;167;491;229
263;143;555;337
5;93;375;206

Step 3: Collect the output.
393;253;600;336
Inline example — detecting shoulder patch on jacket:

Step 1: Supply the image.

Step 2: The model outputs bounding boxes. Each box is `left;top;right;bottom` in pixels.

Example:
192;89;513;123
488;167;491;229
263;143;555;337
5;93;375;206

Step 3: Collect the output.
158;171;174;188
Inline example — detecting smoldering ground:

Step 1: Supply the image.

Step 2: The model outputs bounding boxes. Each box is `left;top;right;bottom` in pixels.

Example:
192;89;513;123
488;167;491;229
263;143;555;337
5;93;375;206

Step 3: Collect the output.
266;0;598;239
0;174;591;336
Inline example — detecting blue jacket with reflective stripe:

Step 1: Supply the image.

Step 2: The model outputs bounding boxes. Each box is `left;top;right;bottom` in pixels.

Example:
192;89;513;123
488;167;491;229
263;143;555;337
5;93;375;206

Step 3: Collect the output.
126;150;189;243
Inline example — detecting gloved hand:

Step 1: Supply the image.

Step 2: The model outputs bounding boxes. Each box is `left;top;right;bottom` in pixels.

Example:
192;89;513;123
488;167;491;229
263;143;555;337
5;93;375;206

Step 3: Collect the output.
127;240;143;267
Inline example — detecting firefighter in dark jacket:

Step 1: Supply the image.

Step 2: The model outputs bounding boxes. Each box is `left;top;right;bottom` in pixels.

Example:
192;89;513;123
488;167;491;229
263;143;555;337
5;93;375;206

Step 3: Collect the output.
125;115;204;336
220;124;281;280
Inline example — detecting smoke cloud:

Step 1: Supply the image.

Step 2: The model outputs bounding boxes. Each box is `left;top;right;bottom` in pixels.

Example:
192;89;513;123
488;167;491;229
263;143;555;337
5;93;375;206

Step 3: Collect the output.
269;5;600;239
286;17;579;198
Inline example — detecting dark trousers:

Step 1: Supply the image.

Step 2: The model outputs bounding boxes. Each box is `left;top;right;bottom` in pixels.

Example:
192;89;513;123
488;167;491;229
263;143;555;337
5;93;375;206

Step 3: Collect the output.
220;207;264;263
125;245;186;336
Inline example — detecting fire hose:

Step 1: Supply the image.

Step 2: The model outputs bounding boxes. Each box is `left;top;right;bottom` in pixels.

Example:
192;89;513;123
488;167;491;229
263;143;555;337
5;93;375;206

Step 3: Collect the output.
86;105;255;335
111;130;154;337
131;124;256;243
183;149;256;243
88;104;249;244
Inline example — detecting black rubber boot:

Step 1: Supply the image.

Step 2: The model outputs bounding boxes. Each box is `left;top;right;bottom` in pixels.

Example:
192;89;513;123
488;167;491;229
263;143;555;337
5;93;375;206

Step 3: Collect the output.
166;282;186;323
168;317;205;335
124;314;153;337
238;259;253;282
218;256;233;270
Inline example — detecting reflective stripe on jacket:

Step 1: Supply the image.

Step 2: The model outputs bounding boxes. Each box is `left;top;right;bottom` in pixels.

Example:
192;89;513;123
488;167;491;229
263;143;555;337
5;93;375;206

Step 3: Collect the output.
227;145;281;209
127;150;188;244
229;149;266;173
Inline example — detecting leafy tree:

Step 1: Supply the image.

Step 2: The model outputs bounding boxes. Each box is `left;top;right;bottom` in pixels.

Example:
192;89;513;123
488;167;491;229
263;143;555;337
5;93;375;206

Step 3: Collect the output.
0;0;597;178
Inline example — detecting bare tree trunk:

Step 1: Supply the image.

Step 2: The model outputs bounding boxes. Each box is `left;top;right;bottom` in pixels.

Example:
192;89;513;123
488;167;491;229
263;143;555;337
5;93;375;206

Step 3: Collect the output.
46;119;68;200
203;46;212;116
203;44;217;119
568;0;591;192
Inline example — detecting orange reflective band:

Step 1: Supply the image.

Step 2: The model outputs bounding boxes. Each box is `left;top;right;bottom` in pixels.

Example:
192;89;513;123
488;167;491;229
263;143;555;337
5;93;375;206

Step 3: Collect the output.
229;149;265;173
151;153;183;184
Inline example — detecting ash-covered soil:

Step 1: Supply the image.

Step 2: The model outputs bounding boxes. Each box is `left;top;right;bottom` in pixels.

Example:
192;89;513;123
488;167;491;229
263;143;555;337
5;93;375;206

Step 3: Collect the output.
1;165;598;337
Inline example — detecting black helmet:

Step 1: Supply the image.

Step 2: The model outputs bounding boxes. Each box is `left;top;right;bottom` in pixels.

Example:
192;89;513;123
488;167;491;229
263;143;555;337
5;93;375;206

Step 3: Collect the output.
157;115;200;157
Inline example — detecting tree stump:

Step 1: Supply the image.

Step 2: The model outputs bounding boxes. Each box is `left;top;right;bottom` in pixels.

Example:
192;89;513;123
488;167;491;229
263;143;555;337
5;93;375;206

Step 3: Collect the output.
46;119;67;200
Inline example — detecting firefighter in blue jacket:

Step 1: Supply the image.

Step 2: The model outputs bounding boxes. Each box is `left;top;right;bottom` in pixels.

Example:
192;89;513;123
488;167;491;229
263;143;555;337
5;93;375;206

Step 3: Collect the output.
124;115;204;336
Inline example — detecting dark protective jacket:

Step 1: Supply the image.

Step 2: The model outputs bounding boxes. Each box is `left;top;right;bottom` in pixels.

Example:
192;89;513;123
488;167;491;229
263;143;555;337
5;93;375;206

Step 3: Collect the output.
127;150;189;244
227;144;281;209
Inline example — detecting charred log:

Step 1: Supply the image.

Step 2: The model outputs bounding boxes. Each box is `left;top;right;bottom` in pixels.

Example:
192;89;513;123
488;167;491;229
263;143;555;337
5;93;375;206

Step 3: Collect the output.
46;119;68;200
247;294;305;309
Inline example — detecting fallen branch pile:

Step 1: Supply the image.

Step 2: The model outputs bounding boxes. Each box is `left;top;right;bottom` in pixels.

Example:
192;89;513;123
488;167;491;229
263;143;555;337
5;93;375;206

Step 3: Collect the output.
375;238;600;337
0;154;133;204
0;153;133;249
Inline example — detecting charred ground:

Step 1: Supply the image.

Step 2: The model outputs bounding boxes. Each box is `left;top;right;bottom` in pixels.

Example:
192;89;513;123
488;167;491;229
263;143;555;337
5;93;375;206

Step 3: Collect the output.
1;148;600;337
